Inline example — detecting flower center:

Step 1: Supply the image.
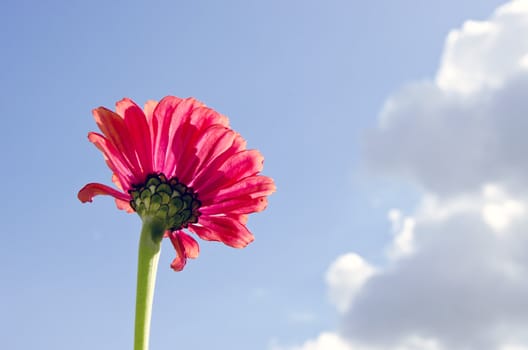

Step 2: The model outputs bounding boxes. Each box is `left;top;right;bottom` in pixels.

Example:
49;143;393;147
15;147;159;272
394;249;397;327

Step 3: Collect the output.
129;174;201;231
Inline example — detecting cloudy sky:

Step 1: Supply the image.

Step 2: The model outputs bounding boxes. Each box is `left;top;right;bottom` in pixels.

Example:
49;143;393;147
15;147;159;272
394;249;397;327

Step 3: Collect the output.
1;1;526;349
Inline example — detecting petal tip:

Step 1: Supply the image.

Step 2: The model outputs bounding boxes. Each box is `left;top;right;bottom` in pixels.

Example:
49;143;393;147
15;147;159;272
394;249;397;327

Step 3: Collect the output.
170;257;186;271
78;185;94;203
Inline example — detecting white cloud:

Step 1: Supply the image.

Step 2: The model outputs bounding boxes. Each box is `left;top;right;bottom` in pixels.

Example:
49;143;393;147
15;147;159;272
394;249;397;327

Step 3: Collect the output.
358;0;528;346
500;345;528;350
276;188;528;350
481;184;526;234
342;192;528;350
271;331;443;350
365;0;528;196
275;1;528;349
285;332;352;350
387;209;416;259
325;253;376;313
436;0;528;94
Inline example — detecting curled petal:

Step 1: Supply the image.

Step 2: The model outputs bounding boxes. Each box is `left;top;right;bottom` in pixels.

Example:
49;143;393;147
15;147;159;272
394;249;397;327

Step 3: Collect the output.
179;232;200;259
170;256;186;271
167;231;200;271
78;183;130;204
189;215;254;248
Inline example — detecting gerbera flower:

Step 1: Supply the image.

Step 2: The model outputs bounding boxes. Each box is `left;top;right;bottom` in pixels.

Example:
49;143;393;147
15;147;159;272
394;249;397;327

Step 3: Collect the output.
78;96;275;271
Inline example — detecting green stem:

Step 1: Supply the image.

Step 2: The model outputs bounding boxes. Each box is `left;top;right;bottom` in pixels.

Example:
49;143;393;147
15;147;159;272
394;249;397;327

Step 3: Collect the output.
134;217;164;350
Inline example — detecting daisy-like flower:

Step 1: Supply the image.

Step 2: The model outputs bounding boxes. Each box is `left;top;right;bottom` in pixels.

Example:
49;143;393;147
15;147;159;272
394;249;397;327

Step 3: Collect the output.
78;96;275;271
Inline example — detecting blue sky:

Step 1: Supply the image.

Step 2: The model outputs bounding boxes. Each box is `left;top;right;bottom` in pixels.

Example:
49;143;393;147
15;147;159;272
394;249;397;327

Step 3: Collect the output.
2;1;524;349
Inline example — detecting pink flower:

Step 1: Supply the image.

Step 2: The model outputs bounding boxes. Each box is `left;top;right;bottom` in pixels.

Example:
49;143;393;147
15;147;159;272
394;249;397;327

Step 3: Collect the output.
78;96;275;271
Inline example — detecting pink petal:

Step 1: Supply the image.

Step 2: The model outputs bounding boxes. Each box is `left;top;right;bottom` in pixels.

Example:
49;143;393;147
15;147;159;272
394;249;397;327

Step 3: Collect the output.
189;215;254;248
200;197;268;215
112;173;123;191
150;96;184;171
188;105;229;131
236;214;249;224
162;98;203;176
179;232;200;259
178;125;233;184
167;230;200;271
192;149;264;195
166;105;230;182
116;98;153;175
88;132;135;189
143;100;158;125
78;183;131;205
92;107;142;178
170;256;186;271
188;133;247;190
115;198;134;213
200;175;276;203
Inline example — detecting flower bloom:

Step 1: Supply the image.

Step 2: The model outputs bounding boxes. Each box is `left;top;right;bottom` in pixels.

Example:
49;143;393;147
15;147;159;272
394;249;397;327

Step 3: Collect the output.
78;96;275;271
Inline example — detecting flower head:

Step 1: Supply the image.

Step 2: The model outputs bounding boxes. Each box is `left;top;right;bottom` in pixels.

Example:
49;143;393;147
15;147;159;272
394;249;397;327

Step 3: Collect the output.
78;96;275;271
